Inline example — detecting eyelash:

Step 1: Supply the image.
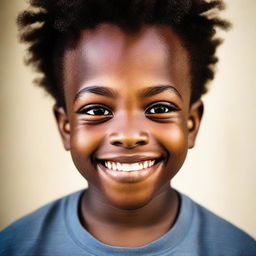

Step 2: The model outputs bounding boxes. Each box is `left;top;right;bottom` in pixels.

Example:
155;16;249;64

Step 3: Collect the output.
77;102;180;118
77;104;112;116
145;102;180;115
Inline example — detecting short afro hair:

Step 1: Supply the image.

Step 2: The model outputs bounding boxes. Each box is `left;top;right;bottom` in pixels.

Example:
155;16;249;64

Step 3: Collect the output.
17;0;230;107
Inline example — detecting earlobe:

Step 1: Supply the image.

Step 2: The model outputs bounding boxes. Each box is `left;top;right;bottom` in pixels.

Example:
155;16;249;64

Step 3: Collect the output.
187;119;194;130
188;100;204;149
53;105;71;150
64;122;70;133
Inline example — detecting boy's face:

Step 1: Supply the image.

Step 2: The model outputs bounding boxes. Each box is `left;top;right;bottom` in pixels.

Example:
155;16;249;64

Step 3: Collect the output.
55;24;202;209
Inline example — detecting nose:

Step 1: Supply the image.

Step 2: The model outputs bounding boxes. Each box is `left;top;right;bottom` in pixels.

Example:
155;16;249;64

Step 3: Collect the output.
109;131;149;149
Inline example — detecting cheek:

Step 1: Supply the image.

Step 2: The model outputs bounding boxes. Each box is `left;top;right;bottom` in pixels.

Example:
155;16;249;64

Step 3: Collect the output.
156;124;188;172
69;127;104;175
156;122;188;149
70;126;105;153
166;127;188;153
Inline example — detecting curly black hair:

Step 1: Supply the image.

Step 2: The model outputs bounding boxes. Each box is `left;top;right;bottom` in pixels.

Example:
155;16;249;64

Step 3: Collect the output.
17;0;230;107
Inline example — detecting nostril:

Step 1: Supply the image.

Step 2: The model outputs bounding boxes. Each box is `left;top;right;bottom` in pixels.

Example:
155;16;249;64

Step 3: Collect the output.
110;139;148;148
111;141;122;146
137;140;147;146
109;132;149;148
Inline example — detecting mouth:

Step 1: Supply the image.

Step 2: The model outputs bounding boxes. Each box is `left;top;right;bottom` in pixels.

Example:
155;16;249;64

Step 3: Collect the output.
95;157;164;183
97;158;162;172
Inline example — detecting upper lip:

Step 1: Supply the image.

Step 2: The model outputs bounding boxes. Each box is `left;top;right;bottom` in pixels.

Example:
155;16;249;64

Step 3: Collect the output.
96;154;163;163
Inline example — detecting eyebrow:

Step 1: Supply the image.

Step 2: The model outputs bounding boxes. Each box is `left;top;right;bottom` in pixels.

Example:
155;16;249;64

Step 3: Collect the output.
73;86;117;103
139;85;183;100
73;84;182;103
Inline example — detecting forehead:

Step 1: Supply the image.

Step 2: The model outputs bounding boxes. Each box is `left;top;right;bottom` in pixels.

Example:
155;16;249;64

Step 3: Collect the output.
63;24;190;101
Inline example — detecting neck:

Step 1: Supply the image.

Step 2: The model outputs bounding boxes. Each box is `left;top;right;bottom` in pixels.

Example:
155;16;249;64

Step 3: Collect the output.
80;185;179;247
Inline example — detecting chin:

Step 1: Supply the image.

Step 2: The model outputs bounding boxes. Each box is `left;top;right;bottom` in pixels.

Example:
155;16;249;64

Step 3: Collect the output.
101;186;161;210
109;199;152;211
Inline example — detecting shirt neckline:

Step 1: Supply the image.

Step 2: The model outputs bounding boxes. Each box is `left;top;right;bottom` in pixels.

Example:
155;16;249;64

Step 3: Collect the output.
65;189;194;256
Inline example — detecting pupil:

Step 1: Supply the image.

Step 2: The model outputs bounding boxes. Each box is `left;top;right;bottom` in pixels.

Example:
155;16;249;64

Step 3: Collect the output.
94;108;105;115
155;107;166;113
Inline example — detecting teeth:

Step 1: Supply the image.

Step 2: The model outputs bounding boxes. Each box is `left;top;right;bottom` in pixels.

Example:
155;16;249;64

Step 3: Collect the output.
104;160;156;172
123;164;130;172
112;162;117;171
117;162;122;170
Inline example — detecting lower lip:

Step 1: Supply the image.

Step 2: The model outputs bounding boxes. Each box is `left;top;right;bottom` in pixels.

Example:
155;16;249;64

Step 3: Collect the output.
96;161;163;183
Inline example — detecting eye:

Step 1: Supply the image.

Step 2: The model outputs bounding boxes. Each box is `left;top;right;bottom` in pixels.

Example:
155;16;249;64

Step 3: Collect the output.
145;102;180;115
77;104;113;116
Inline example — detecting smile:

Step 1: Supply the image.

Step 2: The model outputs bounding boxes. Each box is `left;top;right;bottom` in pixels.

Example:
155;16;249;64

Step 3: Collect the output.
95;157;164;183
104;160;155;172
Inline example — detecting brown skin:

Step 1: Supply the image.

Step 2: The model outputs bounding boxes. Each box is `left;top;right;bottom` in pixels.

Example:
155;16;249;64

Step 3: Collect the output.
54;24;203;247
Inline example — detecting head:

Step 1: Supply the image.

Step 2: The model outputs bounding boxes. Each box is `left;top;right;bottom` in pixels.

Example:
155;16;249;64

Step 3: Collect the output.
18;0;229;209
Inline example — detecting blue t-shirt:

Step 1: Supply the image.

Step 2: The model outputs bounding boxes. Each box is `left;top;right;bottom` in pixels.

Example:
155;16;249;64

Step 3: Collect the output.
0;190;255;255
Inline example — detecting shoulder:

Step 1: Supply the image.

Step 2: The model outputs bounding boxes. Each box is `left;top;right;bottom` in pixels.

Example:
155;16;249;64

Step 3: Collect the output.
0;190;83;255
180;193;256;255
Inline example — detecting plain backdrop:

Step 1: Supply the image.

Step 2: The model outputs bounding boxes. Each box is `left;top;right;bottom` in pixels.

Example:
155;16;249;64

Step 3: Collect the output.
0;0;255;238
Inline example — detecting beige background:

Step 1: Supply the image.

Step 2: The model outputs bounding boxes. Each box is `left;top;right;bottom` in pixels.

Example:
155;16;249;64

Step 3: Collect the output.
0;1;255;238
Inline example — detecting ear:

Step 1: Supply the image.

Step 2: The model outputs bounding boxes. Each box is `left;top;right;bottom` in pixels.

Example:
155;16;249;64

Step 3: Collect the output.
187;100;204;149
53;105;71;150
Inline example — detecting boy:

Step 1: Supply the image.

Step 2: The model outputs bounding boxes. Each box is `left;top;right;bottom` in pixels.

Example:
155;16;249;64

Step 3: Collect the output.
0;0;255;255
